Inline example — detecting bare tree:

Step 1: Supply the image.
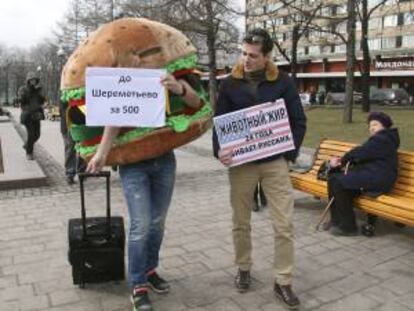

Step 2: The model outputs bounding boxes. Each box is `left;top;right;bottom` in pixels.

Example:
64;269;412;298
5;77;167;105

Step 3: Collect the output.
262;1;358;123
120;0;240;108
343;0;357;123
264;0;323;81
358;0;389;112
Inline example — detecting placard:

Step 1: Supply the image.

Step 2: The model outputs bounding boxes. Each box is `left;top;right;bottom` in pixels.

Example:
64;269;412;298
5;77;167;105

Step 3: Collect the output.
85;67;166;127
214;99;295;167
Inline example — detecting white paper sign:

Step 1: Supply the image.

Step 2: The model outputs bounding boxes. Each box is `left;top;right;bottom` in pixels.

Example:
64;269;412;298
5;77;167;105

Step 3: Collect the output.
213;99;295;167
85;67;166;127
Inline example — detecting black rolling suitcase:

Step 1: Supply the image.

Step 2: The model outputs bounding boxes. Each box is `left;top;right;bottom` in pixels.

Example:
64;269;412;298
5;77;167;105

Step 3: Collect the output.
68;171;125;287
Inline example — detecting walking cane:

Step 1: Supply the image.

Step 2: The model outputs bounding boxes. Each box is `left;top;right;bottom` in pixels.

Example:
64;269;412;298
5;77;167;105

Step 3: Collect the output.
315;161;350;231
315;197;335;231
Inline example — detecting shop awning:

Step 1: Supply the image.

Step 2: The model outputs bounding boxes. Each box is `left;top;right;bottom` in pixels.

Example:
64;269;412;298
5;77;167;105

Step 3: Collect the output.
296;70;414;78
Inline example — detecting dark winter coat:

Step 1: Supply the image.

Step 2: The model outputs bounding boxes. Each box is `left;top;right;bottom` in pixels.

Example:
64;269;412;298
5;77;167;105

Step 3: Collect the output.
338;128;400;194
19;72;45;123
212;62;307;163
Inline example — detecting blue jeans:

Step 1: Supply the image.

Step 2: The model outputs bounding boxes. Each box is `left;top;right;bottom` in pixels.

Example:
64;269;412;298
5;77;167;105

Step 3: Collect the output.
119;152;176;288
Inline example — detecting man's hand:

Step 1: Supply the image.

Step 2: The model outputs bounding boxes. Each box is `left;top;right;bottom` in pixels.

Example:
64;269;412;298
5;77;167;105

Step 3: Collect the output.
218;148;233;167
160;74;184;95
86;152;107;173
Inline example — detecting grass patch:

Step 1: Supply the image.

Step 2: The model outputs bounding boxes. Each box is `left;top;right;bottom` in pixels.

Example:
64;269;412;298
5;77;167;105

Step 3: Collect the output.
302;106;414;150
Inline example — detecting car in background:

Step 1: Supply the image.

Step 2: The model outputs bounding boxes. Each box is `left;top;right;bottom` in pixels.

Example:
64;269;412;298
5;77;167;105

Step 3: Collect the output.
325;92;362;105
370;88;411;106
299;93;311;106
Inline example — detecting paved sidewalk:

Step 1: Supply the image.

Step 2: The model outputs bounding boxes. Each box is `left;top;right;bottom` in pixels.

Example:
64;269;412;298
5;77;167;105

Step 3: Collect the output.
0;111;413;311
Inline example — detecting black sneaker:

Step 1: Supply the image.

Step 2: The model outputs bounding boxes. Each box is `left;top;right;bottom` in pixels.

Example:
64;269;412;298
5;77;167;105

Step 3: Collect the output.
235;269;251;293
274;283;300;310
66;176;76;185
147;271;170;294
131;286;152;311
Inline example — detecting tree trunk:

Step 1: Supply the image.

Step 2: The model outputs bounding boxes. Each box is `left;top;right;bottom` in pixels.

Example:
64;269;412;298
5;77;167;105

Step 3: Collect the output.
5;63;10;105
343;0;356;123
206;0;218;110
291;25;299;84
361;0;371;112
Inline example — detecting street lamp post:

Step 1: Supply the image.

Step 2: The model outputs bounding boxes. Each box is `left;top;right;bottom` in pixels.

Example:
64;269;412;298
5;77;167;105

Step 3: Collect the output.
57;46;66;106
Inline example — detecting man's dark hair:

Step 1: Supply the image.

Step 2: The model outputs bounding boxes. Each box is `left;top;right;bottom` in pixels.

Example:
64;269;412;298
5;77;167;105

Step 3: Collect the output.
243;28;274;55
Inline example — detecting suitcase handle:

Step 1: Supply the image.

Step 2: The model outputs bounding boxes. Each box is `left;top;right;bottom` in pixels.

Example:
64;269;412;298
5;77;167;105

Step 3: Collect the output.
78;171;111;241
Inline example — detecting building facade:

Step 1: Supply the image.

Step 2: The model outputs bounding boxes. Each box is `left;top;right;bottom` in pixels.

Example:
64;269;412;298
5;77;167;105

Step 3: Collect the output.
246;0;414;96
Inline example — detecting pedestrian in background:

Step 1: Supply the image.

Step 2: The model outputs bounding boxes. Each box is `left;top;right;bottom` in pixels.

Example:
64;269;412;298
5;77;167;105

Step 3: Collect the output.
18;72;45;160
212;28;306;309
59;99;85;184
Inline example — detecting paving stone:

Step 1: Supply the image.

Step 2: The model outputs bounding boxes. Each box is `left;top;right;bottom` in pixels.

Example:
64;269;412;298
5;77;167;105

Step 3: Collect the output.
376;300;412;311
328;273;381;296
381;274;414;295
20;295;49;311
308;284;344;303
1;113;414;311
205;298;243;311
0;275;17;289
318;292;381;311
49;290;81;306
1;284;34;301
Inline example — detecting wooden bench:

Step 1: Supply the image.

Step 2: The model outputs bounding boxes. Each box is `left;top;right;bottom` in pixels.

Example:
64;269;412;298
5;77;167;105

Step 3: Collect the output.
46;106;60;121
290;139;414;227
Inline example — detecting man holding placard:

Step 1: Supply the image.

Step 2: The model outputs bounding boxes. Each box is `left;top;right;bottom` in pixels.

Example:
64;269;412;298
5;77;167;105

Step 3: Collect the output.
212;28;306;309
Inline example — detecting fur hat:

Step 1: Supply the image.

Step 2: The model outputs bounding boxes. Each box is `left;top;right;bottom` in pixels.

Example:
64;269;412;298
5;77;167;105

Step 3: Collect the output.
367;111;393;128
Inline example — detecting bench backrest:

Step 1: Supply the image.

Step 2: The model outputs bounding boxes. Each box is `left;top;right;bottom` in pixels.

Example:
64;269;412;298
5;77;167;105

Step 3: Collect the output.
310;139;414;200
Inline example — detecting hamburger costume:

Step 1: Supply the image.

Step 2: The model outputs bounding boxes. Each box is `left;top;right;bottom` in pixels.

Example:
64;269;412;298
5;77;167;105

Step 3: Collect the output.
60;17;212;166
60;18;211;311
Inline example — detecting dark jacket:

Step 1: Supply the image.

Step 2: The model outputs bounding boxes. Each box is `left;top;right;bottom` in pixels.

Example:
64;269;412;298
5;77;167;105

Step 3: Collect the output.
338;128;400;194
212;62;307;162
19;72;45;115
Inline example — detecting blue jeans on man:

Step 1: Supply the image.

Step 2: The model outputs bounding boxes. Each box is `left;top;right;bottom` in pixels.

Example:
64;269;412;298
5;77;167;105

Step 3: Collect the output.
119;151;176;287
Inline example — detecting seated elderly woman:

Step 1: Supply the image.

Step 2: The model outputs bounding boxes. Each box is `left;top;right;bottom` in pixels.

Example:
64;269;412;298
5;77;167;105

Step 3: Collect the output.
326;112;400;236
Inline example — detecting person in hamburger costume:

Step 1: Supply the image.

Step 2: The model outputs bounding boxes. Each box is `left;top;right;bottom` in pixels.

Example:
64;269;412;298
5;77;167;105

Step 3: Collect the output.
60;18;211;311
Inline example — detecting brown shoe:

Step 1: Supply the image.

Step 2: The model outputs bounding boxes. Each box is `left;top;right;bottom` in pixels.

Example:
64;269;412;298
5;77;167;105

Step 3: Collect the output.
234;269;250;293
274;283;300;309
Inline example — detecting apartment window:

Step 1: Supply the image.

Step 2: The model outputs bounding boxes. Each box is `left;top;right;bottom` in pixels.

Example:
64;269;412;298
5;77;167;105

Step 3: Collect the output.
369;17;382;30
368;38;381;50
309;45;320;55
337;5;347;14
273;17;284;26
297;47;305;55
383;15;398;27
335;44;346;53
368;0;383;8
321;7;331;16
273;33;284;42
382;37;396;49
284;32;292;41
267;2;283;12
337;22;347;34
321;45;331;54
404;12;414;25
402;35;414;47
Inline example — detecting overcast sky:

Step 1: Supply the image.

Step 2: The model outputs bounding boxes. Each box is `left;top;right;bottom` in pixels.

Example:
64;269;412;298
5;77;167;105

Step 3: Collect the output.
0;0;245;49
0;0;70;49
